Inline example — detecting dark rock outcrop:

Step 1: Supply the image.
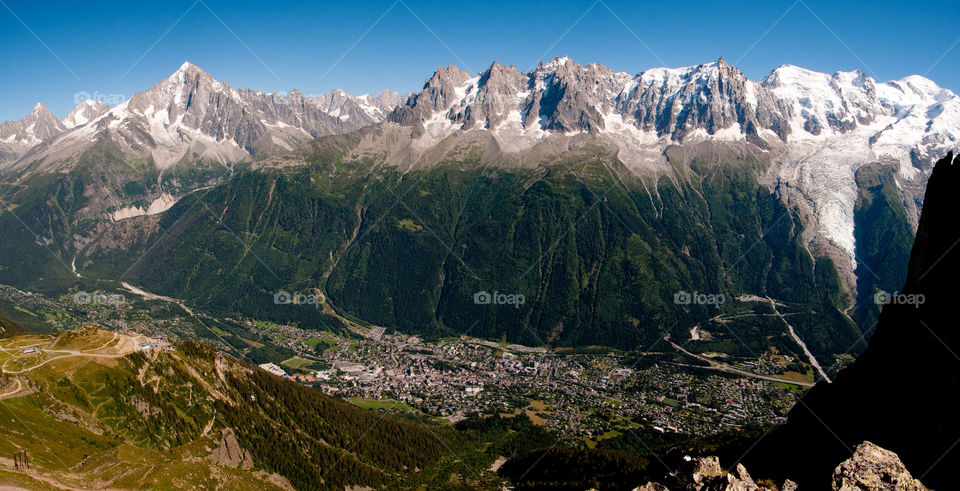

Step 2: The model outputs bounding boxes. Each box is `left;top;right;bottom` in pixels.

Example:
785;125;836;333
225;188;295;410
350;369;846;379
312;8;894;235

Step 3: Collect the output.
745;152;960;488
636;441;922;490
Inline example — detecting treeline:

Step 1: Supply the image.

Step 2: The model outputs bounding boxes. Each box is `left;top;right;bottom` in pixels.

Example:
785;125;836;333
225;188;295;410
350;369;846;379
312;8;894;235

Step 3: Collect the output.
218;368;466;489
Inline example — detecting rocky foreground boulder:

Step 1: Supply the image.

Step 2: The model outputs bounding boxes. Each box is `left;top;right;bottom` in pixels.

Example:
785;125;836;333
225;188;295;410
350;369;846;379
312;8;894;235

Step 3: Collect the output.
636;441;924;490
832;442;926;491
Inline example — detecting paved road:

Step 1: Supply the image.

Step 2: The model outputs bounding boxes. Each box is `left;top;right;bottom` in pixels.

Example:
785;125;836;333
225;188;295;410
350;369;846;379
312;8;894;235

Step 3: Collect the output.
668;339;815;387
0;378;23;399
765;297;831;383
1;332;136;376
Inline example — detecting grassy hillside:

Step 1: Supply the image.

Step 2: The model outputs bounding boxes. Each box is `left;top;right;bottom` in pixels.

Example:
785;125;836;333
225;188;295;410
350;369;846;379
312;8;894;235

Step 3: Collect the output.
0;327;514;489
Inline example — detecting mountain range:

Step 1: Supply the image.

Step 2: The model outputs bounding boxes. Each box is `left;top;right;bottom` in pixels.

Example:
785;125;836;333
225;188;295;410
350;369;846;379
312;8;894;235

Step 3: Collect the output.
4;57;954;268
0;56;954;359
1;56;959;489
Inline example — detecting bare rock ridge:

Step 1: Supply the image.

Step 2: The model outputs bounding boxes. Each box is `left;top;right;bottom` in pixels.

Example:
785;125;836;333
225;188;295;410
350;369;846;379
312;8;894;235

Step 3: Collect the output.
745;152;960;488
207;428;254;470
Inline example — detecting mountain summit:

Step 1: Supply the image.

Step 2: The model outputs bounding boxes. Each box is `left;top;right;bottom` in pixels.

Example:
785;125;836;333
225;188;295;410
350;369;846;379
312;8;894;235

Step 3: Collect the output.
390;57;792;146
1;63;409;173
0;102;67;164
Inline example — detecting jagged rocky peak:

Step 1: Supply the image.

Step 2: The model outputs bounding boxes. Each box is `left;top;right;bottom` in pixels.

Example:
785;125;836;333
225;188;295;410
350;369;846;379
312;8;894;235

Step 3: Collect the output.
455;61;527;130
125;61;233;126
62;100;110;129
524;56;618;132
387;56;795;144
27;102;67;139
389;64;476;126
0;102;69;165
0;102;67;144
311;87;408;124
625;57;793;142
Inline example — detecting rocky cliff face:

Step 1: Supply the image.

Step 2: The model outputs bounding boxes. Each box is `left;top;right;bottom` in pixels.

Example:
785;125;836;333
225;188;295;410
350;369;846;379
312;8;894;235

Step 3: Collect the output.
0;103;67;165
745;152;960;488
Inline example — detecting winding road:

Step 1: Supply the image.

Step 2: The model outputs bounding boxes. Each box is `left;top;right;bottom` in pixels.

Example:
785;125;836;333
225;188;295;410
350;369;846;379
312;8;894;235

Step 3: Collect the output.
765;297;831;383
668;338;815;387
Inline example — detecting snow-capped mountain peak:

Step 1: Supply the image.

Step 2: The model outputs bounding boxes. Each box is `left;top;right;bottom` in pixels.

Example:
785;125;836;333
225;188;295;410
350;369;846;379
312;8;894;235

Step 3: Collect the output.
62;100;110;129
387;56;792;151
0;102;67;163
2;57;958;293
8;62;409;171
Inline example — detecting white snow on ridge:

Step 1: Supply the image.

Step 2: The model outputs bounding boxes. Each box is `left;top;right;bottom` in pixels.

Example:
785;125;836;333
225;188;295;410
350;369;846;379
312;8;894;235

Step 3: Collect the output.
759;65;960;266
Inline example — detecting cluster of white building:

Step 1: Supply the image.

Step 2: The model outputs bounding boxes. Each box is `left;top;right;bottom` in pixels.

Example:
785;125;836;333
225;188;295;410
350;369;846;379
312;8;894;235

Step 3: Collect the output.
258;363;289;378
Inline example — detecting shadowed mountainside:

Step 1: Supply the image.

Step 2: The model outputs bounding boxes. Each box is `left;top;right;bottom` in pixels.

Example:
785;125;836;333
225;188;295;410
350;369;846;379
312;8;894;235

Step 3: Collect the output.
745;152;960;488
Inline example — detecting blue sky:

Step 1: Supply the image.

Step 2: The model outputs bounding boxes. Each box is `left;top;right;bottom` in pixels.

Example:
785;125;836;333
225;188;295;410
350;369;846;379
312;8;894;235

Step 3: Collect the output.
1;0;959;122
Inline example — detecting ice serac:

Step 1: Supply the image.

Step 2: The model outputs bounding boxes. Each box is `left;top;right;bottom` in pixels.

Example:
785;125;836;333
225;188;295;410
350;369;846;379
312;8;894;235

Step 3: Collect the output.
747;153;960;489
